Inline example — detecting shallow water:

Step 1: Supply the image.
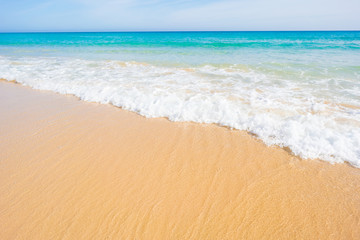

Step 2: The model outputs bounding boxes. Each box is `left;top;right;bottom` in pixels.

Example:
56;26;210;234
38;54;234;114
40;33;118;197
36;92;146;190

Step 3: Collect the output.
0;31;359;166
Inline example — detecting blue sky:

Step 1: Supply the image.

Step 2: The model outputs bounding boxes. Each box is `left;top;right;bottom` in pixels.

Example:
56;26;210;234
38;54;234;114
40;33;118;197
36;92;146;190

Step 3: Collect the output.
0;0;359;32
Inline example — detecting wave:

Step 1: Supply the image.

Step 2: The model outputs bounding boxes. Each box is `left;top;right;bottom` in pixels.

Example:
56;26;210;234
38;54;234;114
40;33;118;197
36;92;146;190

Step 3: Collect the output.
1;55;359;167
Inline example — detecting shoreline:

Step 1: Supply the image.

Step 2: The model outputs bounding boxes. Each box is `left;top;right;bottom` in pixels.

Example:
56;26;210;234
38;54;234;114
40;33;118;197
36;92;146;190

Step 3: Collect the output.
1;80;359;239
1;78;356;168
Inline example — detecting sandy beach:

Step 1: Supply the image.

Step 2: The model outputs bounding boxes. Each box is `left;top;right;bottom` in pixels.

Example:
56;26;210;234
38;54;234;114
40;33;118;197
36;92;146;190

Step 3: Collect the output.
0;80;359;239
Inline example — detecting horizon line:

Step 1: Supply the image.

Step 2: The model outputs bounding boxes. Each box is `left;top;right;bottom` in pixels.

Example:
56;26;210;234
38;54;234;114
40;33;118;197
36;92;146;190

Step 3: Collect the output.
1;30;359;34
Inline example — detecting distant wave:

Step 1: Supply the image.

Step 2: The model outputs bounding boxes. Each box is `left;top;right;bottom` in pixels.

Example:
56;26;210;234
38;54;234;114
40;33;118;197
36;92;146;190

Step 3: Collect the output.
1;32;360;49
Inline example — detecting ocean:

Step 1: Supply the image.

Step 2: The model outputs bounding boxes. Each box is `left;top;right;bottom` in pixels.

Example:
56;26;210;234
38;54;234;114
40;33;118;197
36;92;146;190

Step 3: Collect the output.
0;31;359;166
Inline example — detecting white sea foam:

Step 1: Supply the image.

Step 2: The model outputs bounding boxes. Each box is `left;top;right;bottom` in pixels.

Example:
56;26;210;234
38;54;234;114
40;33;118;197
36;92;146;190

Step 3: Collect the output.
1;55;359;167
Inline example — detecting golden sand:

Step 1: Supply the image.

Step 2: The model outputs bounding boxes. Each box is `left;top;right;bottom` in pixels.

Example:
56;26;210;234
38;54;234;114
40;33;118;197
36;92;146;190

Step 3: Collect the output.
0;81;359;239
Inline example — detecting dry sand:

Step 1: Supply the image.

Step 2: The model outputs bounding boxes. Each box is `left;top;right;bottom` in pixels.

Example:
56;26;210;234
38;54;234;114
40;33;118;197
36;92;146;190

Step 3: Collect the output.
0;80;359;239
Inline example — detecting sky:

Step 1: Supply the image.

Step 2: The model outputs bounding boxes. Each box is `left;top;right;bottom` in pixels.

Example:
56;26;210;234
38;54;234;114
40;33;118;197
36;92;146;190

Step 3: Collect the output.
0;0;359;32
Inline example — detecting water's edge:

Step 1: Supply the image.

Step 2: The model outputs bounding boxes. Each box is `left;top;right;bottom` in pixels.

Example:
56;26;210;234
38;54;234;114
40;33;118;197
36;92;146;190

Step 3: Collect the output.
1;78;356;168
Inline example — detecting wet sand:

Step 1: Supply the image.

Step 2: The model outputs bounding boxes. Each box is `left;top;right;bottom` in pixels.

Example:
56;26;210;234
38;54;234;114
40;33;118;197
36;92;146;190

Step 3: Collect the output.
0;80;359;239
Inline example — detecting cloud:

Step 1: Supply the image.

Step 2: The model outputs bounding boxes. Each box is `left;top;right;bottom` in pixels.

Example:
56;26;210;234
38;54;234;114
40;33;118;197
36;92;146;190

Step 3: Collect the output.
166;0;360;30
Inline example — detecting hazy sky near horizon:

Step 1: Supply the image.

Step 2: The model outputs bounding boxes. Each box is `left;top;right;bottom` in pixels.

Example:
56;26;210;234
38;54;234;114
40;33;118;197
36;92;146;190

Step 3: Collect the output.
0;0;359;31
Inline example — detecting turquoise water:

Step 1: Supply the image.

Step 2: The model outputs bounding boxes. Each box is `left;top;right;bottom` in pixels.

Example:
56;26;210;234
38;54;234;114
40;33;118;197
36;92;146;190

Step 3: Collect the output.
1;31;360;63
0;32;360;166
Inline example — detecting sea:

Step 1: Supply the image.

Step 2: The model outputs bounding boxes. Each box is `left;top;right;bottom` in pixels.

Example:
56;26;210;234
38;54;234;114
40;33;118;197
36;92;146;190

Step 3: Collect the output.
0;31;359;167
